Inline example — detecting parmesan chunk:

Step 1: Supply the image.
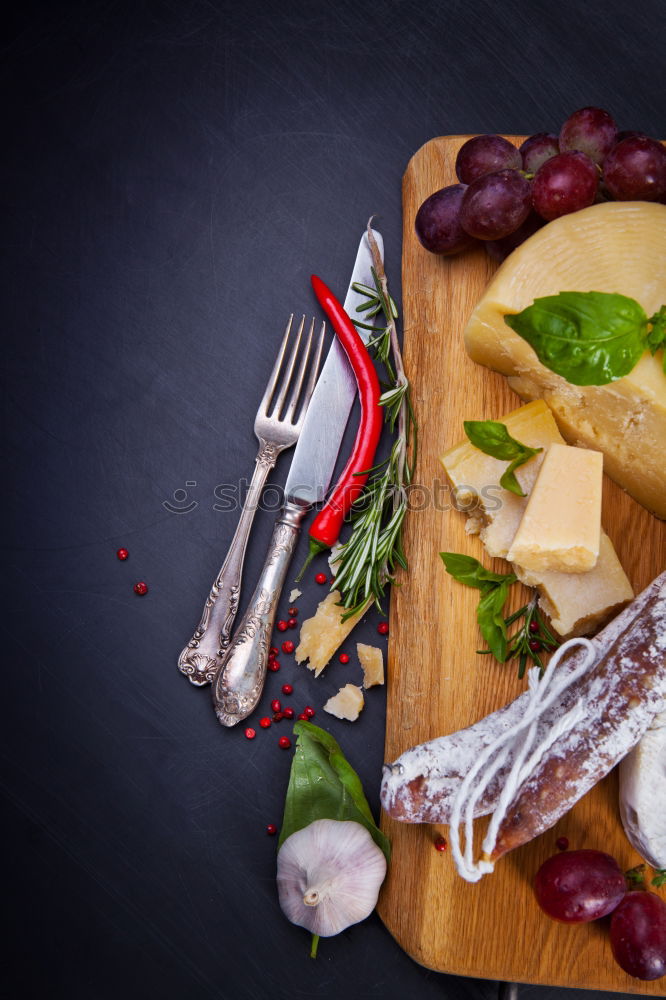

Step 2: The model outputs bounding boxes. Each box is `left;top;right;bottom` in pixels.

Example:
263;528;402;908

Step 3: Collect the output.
507;444;603;573
295;590;366;676
440;402;633;637
441;400;561;558
463;201;666;519
288;588;302;604
323;684;365;721
515;533;633;637
357;643;384;688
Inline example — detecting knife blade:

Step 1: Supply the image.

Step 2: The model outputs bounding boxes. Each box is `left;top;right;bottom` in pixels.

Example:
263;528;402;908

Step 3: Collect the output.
284;228;383;505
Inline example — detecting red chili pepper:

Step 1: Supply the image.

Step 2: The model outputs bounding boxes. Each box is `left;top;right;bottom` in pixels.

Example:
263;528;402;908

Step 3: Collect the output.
296;275;383;578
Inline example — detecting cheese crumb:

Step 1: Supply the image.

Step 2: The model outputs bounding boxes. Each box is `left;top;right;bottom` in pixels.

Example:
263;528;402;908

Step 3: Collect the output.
295;590;366;676
323;684;365;721
357;643;384;688
288;588;302;604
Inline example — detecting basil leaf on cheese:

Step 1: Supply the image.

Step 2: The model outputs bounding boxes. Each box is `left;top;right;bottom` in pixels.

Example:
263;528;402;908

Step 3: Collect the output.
504;291;649;385
647;306;666;372
463;420;542;496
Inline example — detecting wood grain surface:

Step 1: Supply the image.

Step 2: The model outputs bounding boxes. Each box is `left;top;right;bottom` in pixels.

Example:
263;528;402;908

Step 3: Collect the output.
377;135;666;992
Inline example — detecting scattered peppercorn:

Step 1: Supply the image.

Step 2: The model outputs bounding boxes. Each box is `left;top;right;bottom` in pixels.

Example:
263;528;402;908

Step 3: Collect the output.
272;712;284;723
298;712;309;720
315;573;327;585
288;607;298;617
377;621;389;635
283;707;295;720
303;706;315;719
116;548;129;561
338;652;350;664
270;646;279;657
271;699;282;713
266;824;278;836
281;683;293;695
528;638;542;652
267;660;280;672
434;836;448;852
244;728;256;740
259;717;272;729
281;640;295;655
287;618;298;629
528;620;540;634
556;836;569;851
278;736;291;749
276;620;288;632
133;581;148;596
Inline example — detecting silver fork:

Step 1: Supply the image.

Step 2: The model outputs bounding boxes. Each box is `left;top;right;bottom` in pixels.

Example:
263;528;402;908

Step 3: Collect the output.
177;315;325;686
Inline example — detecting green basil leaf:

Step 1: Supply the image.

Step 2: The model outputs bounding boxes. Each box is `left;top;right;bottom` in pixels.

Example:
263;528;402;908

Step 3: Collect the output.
278;721;390;862
500;455;526;496
504;291;648;385
440;552;516;591
647;306;666;373
476;579;512;662
464;420;542;496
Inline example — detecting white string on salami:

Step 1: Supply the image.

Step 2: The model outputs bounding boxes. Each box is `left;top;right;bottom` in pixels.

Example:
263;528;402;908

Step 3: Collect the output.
449;637;597;883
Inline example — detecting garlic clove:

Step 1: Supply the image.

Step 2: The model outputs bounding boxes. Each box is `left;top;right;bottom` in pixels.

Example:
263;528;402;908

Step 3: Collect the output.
276;819;387;937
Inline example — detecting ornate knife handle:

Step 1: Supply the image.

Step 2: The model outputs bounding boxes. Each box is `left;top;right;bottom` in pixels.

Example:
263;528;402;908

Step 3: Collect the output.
177;440;280;687
211;499;309;726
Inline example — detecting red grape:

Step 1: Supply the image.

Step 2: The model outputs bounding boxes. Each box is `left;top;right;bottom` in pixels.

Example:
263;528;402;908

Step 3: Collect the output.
615;130;648;143
459;169;532;241
610;891;666;981
603;135;666;202
414;184;477;255
559;106;618;164
532;151;599;221
485;211;545;262
455;134;521;184
534;849;626;923
520;133;559;174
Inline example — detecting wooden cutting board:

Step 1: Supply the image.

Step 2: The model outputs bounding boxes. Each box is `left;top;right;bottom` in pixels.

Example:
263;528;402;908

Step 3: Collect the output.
377;135;666;993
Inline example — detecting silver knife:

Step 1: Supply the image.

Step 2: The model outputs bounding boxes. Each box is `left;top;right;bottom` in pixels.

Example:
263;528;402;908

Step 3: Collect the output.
211;229;383;727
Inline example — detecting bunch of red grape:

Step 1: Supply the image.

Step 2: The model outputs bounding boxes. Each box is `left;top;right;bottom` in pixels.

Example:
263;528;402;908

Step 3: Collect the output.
415;107;666;262
534;849;666;981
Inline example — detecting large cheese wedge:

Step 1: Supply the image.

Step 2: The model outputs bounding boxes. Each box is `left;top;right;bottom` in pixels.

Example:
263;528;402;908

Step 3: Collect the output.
463;201;666;519
440;400;634;637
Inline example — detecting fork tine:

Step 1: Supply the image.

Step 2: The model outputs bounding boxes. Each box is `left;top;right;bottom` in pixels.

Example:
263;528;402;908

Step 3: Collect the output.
258;314;294;414
294;320;326;429
269;314;305;418
284;317;315;422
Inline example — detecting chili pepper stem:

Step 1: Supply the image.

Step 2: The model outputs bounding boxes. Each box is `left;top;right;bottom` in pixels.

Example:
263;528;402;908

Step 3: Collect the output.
295;538;330;583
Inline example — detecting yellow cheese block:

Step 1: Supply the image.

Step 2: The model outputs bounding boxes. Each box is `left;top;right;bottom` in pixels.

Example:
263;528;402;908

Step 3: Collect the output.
463;201;666;519
507;444;603;573
441;400;561;558
357;643;384;688
323;684;365;721
440;401;633;637
295;590;366;677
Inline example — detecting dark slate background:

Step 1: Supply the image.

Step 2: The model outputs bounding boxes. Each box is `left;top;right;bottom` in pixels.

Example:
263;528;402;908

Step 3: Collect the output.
2;2;665;998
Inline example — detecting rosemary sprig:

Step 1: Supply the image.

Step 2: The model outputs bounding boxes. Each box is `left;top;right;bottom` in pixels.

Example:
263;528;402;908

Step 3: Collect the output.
504;593;559;678
332;222;417;619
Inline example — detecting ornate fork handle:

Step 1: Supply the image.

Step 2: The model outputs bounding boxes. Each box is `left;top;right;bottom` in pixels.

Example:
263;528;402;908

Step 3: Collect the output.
177;439;281;687
212;499;309;726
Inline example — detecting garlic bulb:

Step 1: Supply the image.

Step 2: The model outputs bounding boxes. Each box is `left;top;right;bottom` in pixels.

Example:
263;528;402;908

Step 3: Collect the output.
277;819;387;937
